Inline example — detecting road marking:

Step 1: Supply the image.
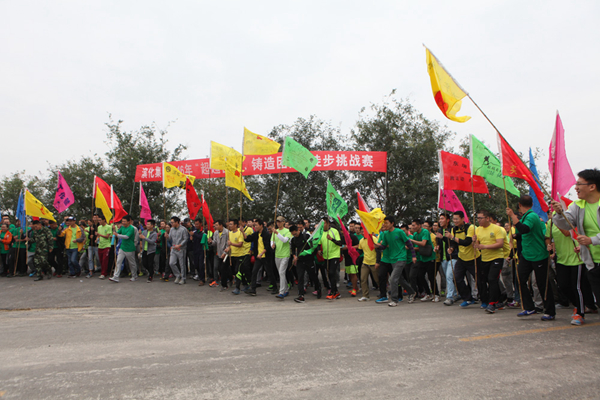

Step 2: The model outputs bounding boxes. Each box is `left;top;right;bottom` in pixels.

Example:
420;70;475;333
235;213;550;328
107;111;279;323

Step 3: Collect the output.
459;321;600;342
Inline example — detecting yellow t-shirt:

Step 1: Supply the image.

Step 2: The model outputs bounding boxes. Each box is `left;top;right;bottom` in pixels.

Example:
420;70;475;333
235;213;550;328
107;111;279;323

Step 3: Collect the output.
358;237;377;265
476;224;506;262
502;232;511;258
454;224;477;261
229;230;245;257
257;233;265;258
242;226;253;255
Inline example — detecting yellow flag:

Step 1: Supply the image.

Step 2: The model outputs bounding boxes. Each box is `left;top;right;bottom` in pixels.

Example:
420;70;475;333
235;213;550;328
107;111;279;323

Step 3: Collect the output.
95;185;113;222
25;190;56;222
356;208;385;235
425;47;470;123
243;127;280;155
225;165;253;201
163;162;195;188
210;141;244;170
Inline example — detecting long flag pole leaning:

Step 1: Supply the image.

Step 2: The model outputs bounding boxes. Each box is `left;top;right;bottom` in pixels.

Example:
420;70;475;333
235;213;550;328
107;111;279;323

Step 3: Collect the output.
240;134;244;220
162;163;168;273
502;177;524;311
273;140;284;223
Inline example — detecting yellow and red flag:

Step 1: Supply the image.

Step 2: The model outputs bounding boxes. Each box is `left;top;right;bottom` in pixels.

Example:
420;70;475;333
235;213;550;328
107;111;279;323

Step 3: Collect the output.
225;164;253;201
243;127;280;155
425;46;471;123
210;141;244;170
163;162;195;189
24;190;56;222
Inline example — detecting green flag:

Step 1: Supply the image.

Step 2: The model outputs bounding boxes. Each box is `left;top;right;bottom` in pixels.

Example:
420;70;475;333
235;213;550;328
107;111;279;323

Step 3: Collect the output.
299;220;324;256
326;180;348;219
470;134;520;196
281;137;318;178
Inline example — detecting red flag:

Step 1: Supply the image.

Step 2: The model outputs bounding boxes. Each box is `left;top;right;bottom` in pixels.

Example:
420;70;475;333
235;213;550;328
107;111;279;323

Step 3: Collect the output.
337;216;359;265
438;189;470;223
185;178;201;220
356;190;375;250
548;111;576;201
94;177;127;222
439;151;488;194
497;133;548;212
201;194;215;232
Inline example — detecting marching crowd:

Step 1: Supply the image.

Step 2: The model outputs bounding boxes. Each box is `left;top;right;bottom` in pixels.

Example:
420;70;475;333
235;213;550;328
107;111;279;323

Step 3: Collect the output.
1;169;599;327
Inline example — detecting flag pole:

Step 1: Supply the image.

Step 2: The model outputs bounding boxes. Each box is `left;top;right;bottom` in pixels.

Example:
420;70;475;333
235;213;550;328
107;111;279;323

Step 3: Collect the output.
273;146;284;223
240;132;244;220
441;191;458;295
503;177;524;311
466;94;577;234
162;164;168;271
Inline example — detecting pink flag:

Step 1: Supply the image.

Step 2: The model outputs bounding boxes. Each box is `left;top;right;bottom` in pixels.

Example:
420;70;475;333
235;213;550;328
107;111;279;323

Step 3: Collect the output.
438;189;469;223
139;183;152;221
337;216;360;265
548;111;576;201
53;172;75;213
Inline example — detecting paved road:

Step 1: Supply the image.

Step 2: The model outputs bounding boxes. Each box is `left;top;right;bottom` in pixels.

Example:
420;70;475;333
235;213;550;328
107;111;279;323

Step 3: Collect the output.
0;276;599;399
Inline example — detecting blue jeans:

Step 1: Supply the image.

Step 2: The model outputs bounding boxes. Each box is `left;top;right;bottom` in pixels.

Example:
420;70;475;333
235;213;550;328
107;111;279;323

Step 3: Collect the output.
66;249;80;276
441;259;457;299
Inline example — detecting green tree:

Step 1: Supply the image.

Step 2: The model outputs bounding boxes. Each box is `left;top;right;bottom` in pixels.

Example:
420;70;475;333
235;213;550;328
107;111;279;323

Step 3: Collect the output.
351;93;454;224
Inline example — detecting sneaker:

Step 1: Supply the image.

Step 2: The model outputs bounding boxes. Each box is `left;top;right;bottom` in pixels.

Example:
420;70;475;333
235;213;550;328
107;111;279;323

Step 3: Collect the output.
267;284;274;291
443;299;454;306
541;314;555;321
555;303;569;309
86;273;92;279
495;302;506;310
507;301;520;308
34;275;44;281
198;281;205;286
349;289;357;297
517;310;537;317
485;304;496;314
460;300;475;308
164;278;169;282
312;290;318;296
358;297;369;302
388;301;398;307
420;295;432;302
432;295;440;303
585;307;598;314
376;297;389;304
193;275;199;281
480;303;488;309
242;285;250;293
130;277;137;282
209;280;218;287
275;294;285;300
246;290;257;296
571;314;585;326
179;279;185;285
147;277;153;283
99;275;105;280
219;286;228;292
29;272;36;277
271;289;279;295
138;272;143;277
232;288;240;295
174;276;181;284
408;294;416;304
331;292;340;299
108;277;119;283
294;296;305;303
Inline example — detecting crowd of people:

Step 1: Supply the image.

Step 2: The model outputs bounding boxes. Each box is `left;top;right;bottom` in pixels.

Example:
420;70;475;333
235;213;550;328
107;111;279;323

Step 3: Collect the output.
1;169;599;327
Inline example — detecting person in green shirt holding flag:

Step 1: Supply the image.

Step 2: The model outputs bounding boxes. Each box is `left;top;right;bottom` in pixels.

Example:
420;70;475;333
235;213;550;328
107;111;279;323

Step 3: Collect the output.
271;216;292;299
319;216;343;300
109;215;138;283
10;220;27;276
0;223;13;276
140;219;158;283
552;168;600;326
409;219;436;301
96;215;113;279
507;195;554;320
375;216;417;307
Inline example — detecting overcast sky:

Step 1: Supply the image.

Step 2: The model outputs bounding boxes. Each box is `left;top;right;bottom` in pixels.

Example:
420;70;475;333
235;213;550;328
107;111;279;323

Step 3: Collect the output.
1;1;598;193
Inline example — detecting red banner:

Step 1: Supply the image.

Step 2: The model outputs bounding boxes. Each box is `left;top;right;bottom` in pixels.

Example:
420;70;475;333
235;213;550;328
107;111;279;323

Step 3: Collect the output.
135;151;387;182
439;151;488;194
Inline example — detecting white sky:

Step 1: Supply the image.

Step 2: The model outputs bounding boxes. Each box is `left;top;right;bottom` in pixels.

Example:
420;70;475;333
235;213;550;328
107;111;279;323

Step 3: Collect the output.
1;1;598;191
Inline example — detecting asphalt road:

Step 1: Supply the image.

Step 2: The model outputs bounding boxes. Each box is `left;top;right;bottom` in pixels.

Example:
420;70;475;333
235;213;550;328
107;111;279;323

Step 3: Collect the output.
0;276;599;399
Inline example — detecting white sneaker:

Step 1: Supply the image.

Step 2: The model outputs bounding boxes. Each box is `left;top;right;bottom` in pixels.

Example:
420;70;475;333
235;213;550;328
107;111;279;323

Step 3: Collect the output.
388;301;398;307
108;277;119;283
179;278;185;285
432;295;440;302
193;275;199;281
99;275;105;279
420;295;432;302
130;277;137;282
174;276;181;284
408;294;416;304
358;297;370;302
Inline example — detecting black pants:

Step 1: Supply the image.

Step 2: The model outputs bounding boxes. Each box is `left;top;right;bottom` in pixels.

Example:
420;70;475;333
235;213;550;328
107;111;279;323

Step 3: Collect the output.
193;251;205;282
480;258;503;305
518;257;555;316
326;258;340;294
584;264;600;310
424;260;437;295
206;249;214;280
410;261;432;295
455;258;479;302
142;251;155;279
250;257;265;291
556;263;596;317
297;259;320;296
316;262;330;290
219;257;232;288
186;250;195;275
10;248;27;275
378;262;392;299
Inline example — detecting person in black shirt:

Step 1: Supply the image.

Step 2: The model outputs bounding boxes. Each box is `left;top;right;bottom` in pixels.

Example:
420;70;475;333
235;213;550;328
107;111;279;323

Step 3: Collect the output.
290;225;322;303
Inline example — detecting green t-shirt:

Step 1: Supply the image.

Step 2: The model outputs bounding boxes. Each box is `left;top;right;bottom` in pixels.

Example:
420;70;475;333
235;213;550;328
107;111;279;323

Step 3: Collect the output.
69;226;80;249
583;201;600;263
547;223;580;266
118;225;136;253
271;228;292;259
50;227;59;249
10;227;26;249
97;224;113;249
413;228;436;262
27;227;36;253
406;234;414;262
321;227;341;260
380;228;409;264
518;210;548;262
